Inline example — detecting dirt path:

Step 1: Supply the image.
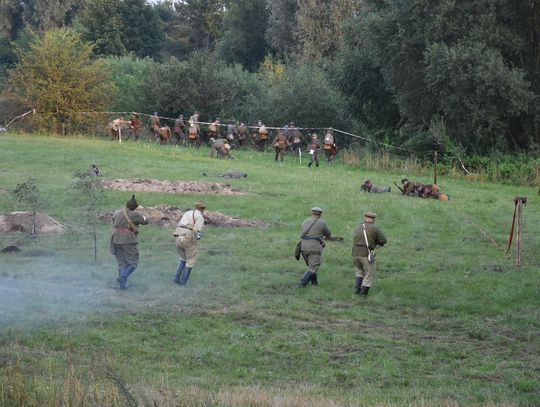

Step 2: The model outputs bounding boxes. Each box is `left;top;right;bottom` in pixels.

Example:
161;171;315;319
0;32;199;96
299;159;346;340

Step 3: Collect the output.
101;178;244;195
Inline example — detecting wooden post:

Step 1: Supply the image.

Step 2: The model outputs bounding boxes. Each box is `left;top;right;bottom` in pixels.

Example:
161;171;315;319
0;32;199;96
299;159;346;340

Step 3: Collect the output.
434;151;438;185
515;196;527;267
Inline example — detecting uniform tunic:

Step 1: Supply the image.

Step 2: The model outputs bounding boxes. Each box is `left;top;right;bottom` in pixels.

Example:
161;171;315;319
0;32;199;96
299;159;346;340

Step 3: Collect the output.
300;216;331;274
110;207;149;268
352;222;387;287
173;209;205;267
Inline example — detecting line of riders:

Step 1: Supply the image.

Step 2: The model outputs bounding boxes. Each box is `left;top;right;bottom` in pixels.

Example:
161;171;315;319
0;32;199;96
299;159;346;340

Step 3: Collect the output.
107;112;339;164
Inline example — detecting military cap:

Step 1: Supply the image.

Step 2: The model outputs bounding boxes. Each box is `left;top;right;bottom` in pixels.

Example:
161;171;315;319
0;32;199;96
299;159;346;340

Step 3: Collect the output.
364;211;377;219
126;194;138;210
311;206;324;213
195;200;207;209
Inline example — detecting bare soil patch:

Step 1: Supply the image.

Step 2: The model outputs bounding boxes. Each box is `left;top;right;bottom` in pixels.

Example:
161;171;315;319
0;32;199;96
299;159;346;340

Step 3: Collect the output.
101;178;243;195
0;212;64;234
100;204;265;228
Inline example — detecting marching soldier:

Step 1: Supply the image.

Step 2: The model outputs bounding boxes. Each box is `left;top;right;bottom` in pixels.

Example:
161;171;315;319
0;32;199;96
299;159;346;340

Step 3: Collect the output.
150;112;161;133
257;121;269;151
127;112;141;140
323;129;338;162
272;128;289;162
110;195;149;290
172;201;207;286
187;112;200;147
290;125;304;156
352;211;387;296
226;121;238;146
307;133;321;167
173;114;186;145
237;122;249;148
298;207;332;287
208;118;221;140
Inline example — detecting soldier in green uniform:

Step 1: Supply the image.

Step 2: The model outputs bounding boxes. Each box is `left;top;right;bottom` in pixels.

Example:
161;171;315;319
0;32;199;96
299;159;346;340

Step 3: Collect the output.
352;211;387;296
299;207;332;287
272;128;289;162
110;195;149;290
172;201;207;286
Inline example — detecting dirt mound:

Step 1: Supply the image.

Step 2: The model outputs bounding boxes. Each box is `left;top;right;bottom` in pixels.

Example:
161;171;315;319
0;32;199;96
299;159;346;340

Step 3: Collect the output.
102;178;243;195
100;204;264;228
0;212;64;234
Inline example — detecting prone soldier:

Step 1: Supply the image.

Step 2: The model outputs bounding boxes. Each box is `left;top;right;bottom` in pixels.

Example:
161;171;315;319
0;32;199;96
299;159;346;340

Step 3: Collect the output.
360;180;391;193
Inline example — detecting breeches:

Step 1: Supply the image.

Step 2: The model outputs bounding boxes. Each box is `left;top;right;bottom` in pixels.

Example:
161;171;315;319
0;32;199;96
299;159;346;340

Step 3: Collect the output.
301;249;322;274
353;256;375;287
175;235;199;267
112;243;139;268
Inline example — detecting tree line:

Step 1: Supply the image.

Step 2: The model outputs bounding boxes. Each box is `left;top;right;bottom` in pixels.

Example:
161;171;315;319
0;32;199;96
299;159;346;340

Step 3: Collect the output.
0;0;538;156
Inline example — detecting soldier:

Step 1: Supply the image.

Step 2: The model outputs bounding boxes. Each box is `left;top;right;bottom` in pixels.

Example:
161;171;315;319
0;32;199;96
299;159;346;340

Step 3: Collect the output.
173;114;186;145
128;112;141;140
298;207;332;287
237;122;249;148
150;112;161;134
187;112;200;147
272;128;289;162
208;118;221;140
257;121;269;151
323;130;338;162
110;195;149;290
352;211;387;296
289;125;304;156
209;137;233;159
226;121;238;146
172;201;207;286
360;180;391;193
307;133;321;167
108;117;128;141
89;164;102;177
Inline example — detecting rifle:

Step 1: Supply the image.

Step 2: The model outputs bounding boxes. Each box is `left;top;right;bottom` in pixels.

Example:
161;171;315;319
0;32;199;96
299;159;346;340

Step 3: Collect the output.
394;182;404;193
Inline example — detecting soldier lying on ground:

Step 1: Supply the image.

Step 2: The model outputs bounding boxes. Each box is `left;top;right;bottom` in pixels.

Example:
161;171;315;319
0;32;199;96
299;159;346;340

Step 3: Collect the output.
360;180;390;193
202;171;248;178
396;179;449;201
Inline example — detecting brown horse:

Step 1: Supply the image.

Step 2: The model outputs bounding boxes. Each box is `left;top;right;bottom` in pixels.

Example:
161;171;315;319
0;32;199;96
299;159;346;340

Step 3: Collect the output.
154;126;172;144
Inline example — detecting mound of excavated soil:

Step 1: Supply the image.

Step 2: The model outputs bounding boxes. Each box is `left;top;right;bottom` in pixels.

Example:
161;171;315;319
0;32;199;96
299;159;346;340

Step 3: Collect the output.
0;212;64;233
102;178;243;195
100;204;265;228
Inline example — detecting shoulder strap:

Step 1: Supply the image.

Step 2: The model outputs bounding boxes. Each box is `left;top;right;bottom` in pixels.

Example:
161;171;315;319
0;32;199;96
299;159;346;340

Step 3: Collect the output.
301;219;319;238
123;208;136;231
362;223;371;248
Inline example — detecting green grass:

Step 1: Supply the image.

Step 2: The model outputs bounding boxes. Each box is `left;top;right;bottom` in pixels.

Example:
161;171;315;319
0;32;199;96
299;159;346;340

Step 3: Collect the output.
0;134;538;406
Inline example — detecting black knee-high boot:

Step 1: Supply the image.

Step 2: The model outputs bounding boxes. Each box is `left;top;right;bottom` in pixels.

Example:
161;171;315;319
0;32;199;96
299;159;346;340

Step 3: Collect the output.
174;260;186;284
355;277;363;294
311;273;318;285
179;267;192;285
359;286;370;296
299;271;313;287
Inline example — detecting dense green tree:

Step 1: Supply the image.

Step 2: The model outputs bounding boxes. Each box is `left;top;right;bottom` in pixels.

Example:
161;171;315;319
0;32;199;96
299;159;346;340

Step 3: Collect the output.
102;55;157;113
2;28;113;133
216;0;268;71
265;0;299;59
296;0;359;61
118;0;163;59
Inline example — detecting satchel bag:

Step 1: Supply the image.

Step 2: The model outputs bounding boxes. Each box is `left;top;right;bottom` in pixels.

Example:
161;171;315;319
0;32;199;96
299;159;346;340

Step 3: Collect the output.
362;223;376;264
294;218;319;261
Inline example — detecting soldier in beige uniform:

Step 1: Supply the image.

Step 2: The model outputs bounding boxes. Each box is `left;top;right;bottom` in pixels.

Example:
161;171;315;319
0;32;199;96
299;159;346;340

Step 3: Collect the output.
110;195;149;290
172;201;207;286
299;207;332;287
352;211;387;296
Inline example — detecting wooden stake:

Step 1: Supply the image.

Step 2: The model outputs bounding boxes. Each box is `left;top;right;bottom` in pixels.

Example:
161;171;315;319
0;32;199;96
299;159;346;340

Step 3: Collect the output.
516;199;522;267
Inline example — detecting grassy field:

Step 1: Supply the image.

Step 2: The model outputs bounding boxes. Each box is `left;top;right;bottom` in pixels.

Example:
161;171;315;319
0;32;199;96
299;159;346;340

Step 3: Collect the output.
0;134;538;406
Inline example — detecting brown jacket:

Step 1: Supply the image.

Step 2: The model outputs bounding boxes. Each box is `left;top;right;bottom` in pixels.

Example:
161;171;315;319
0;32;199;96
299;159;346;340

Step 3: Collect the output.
352;222;387;257
111;208;149;244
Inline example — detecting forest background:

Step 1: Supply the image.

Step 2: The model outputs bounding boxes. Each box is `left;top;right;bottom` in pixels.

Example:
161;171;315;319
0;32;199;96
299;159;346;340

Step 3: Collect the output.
0;0;539;180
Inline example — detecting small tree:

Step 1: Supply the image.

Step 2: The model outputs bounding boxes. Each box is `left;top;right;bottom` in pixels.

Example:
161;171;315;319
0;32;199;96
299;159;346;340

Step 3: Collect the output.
70;170;104;261
11;177;47;237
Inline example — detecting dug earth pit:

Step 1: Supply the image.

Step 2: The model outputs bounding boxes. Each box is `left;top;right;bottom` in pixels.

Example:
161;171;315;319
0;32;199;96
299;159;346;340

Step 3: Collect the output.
101;178;243;195
0;212;64;234
100;204;265;228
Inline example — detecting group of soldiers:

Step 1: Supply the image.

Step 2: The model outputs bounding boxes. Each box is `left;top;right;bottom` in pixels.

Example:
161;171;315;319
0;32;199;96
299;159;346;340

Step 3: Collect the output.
110;194;387;297
107;112;339;165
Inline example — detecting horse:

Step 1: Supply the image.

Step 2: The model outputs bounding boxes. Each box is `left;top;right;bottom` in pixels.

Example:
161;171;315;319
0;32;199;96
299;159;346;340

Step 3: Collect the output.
154;126;172;144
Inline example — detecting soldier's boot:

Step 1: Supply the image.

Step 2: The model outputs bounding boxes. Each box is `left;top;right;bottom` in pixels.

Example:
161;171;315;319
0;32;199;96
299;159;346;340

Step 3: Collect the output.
119;264;136;289
308;161;313;167
179;267;192;286
355;277;363;294
311;273;318;285
359;286;370;296
117;266;127;288
173;260;186;284
299;271;313;287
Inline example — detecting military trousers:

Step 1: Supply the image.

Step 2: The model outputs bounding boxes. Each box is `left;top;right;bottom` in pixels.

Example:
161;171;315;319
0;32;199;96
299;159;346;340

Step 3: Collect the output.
111;243;140;268
301;249;323;274
353;256;375;287
175;229;199;267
